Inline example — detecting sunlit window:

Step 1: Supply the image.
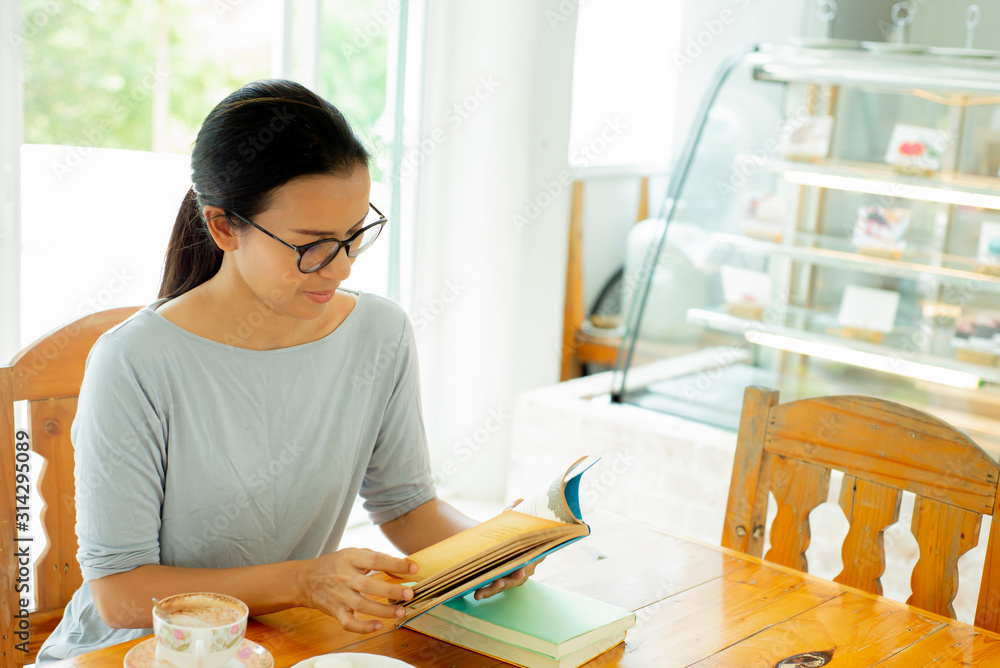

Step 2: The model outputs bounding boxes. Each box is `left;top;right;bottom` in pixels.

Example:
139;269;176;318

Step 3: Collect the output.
18;0;396;348
568;0;681;170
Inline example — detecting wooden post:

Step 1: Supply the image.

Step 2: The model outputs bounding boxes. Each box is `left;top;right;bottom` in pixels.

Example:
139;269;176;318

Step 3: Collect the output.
560;181;585;381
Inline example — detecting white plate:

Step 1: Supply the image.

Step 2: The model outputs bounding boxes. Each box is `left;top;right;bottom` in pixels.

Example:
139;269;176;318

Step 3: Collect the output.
860;41;928;54
926;46;1000;59
291;653;416;668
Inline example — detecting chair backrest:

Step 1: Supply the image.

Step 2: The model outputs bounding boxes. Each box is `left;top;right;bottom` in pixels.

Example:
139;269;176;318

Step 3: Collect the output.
1;307;142;665
722;386;1000;632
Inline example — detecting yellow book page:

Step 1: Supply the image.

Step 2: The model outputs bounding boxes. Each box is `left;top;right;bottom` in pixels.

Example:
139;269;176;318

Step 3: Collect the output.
391;510;569;582
395;533;587;624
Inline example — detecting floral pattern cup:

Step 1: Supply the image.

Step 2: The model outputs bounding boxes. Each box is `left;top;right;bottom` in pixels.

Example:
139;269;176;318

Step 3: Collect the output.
153;592;249;668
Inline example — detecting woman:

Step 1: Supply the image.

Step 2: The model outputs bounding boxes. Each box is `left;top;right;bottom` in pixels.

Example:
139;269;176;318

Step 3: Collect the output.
38;79;527;663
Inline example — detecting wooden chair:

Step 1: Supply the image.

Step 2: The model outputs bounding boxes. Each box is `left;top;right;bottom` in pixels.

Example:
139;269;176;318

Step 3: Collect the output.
722;386;1000;632
1;307;142;665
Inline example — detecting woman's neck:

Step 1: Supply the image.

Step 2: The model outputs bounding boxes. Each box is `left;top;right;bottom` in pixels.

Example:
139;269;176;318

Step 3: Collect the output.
157;273;350;351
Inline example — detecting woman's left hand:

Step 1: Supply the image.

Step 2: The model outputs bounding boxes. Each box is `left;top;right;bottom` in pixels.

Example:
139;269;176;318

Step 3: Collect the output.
473;560;539;600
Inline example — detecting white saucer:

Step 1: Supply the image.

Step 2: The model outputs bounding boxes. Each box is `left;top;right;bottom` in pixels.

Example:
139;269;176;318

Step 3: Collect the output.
291;653;416;668
860;41;928;54
123;637;273;668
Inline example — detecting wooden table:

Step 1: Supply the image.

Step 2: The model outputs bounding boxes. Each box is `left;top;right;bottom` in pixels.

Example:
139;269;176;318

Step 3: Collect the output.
52;512;1000;667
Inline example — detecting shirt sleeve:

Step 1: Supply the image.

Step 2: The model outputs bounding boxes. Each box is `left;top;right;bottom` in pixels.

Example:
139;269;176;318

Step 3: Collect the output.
360;313;437;525
72;331;167;581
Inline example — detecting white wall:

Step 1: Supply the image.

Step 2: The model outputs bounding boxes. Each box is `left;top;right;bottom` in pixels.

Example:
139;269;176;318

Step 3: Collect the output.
412;0;578;501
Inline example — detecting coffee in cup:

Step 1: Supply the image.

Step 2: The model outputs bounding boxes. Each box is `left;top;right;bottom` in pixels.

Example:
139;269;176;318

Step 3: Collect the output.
153;592;248;668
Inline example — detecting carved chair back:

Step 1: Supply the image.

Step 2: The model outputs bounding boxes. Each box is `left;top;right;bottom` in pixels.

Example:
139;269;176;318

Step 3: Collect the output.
722;386;1000;632
1;307;141;664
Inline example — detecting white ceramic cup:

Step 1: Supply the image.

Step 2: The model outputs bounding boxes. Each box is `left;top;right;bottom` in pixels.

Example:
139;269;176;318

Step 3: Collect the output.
152;592;249;668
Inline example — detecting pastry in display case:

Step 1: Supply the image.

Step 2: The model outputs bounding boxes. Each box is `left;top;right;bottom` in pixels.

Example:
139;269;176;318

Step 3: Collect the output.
612;42;1000;455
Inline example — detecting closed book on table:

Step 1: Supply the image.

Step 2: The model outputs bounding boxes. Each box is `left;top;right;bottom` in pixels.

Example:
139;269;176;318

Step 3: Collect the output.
404;579;635;668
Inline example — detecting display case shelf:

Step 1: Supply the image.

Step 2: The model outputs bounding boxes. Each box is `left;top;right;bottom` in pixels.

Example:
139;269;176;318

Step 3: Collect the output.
750;44;1000;96
747;157;1000;211
711;231;1000;290
685;306;1000;387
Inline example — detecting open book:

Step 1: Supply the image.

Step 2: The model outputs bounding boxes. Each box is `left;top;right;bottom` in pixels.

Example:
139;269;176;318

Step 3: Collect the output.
380;456;597;625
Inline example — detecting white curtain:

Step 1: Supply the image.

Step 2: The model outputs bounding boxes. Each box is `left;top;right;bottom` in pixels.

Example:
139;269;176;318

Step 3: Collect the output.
0;1;23;362
411;0;578;501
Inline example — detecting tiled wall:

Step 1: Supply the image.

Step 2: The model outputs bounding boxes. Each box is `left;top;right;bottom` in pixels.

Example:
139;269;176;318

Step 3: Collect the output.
507;371;988;625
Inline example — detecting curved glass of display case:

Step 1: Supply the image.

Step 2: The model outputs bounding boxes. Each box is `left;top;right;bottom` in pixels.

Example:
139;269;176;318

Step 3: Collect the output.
612;42;1000;452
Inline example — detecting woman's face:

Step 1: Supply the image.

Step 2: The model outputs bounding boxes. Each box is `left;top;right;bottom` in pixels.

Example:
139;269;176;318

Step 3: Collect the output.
227;167;374;320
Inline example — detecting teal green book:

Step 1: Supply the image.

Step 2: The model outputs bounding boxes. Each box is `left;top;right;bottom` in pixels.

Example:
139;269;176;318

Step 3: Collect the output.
404;579;635;668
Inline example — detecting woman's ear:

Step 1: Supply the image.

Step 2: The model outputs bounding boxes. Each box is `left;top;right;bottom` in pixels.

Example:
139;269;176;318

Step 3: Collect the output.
203;206;240;252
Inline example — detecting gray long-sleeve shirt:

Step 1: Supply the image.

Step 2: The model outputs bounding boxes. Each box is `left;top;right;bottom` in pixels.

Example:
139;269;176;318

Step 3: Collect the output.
38;291;436;662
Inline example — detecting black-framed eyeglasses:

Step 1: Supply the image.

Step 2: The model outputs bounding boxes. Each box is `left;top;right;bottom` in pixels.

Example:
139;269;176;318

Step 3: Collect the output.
226;203;387;274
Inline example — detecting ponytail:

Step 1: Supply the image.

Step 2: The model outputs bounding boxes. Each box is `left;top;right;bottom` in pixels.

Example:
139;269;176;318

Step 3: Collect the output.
157;79;371;301
158;186;223;299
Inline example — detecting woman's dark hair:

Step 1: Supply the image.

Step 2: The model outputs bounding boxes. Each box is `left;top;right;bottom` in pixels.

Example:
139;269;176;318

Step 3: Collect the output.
158;79;371;299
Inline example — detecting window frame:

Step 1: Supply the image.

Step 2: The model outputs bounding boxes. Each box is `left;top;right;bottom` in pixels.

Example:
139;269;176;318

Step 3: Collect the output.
1;1;24;362
3;0;419;361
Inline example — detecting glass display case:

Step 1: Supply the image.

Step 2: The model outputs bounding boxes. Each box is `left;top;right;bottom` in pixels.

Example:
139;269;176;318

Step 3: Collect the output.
612;43;1000;453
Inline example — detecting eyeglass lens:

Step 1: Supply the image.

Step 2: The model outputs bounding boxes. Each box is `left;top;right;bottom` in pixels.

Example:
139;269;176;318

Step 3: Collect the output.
299;212;385;272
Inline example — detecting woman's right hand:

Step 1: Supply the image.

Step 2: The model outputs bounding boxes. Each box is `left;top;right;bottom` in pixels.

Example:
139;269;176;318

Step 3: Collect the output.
297;548;418;633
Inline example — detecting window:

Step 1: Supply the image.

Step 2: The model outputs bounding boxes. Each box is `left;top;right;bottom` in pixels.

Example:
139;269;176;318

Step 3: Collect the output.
6;0;416;608
568;0;681;171
9;0;409;357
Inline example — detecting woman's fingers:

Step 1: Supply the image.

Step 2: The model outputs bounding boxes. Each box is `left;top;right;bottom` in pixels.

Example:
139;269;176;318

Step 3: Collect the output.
335;583;407;620
304;548;420;632
333;606;385;634
358;574;414;603
349;548;417;578
474;561;540;600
